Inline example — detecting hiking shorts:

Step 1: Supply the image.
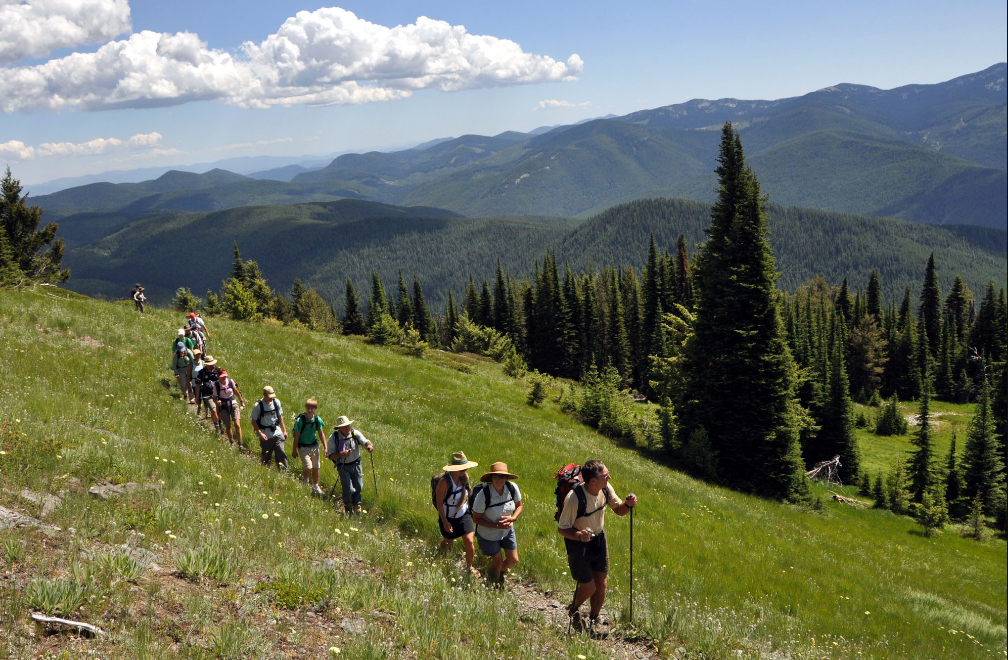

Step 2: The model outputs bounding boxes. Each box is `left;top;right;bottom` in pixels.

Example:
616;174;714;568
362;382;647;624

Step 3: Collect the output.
219;399;240;420
298;444;320;470
201;396;216;411
564;532;609;583
476;527;517;557
439;512;474;540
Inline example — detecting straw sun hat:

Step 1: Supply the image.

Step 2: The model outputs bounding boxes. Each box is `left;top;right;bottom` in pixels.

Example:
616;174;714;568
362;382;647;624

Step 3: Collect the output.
480;461;518;482
443;451;478;472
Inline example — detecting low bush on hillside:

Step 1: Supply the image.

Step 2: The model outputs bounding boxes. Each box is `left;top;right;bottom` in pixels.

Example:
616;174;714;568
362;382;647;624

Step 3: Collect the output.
875;394;908;436
172;287;201;313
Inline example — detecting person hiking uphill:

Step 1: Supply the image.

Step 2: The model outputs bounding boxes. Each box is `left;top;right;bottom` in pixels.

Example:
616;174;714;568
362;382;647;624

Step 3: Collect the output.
434;452;480;576
292;398;326;495
557;459;637;636
187;312;210;343
213;370;246;449
251;386;287;471
196;355;221;429
326;416;373;514
131;284;145;313
171;344;195;404
472;462;522;586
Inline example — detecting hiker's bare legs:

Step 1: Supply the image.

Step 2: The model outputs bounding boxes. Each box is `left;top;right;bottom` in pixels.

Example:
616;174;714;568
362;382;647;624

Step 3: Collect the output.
572;579;595;611
311;466;319;487
233;419;243;445
439;538;453;554
462;532;476;571
501;548;519;575
588;571;607;617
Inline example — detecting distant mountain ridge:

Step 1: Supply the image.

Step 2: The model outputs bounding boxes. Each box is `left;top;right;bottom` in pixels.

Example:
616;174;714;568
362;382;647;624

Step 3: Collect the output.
32;63;1007;229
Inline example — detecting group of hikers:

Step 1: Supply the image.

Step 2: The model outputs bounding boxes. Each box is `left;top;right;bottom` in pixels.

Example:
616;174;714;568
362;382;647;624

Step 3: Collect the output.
165;304;638;637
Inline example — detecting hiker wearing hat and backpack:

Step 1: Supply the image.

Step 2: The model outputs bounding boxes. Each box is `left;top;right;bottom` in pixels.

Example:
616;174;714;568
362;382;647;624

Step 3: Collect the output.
557;459;637;636
213;370;247;448
251;386;288;471
326;416;373;514
196;355;221;428
433;452;480;576
131;284;145;312
471;462;523;586
171;343;195;404
292;398;326;495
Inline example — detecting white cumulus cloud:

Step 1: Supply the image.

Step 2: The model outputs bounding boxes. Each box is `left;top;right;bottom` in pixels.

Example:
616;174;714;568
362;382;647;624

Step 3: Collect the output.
534;99;591;111
0;139;35;160
0;7;583;113
0;132;166;160
0;0;131;65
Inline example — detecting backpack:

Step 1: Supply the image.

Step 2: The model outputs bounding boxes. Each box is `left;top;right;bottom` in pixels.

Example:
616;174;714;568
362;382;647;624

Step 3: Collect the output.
294;413;321;445
253;399;282;431
553;463;610;521
430;471;471;512
471;481;518;516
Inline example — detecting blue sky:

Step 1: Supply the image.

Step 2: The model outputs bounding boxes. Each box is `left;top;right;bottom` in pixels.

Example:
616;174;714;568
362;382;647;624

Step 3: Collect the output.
2;0;1005;185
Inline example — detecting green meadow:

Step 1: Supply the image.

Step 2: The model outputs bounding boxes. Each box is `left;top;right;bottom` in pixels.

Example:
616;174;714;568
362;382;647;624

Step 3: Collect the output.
0;287;1004;659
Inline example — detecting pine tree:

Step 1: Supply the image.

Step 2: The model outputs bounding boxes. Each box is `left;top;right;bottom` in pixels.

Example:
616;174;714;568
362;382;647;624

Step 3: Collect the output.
813;318;861;482
581;270;599;374
464;275;480;321
479;280;493;328
642;235;660;351
971;282;999;361
944;275;971;343
945;435;966;519
622;266;644;389
605;268;630;382
367;270;388;328
0;167;68;283
290;278;306;310
677;124;807;500
835;277;852;323
962;376;1006;515
493;260;508;333
675;233;692;308
0;224;22;285
396;271;413;328
909;364;935;503
866;270;882;321
412;278;434;342
342;279;365;335
445;290;459;345
230;243;246;283
937;316;953;400
920;253;942;359
561;265;583;378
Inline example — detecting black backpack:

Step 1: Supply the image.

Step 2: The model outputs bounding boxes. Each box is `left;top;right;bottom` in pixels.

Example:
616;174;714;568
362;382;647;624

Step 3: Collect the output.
554;463;609;522
471;481;518;517
253;399;282;431
431;472;471;512
294;413;321;445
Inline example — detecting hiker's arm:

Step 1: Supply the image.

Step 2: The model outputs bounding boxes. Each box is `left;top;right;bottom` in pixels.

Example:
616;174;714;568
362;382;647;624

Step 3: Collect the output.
435;479;452;529
292;425;300;446
499;501;522;525
279;414;288;439
315;428;325;446
612;492;637;516
558;526;591;542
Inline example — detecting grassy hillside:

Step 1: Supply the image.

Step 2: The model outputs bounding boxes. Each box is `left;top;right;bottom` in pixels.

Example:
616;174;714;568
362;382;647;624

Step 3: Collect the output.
0;287;1004;659
62;197;1007;310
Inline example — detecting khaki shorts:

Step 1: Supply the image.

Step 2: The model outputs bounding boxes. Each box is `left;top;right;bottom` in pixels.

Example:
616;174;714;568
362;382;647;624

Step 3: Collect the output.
298;444;320;470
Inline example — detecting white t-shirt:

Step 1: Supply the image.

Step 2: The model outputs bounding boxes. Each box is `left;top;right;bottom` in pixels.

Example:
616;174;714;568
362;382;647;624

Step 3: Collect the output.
473;481;522;541
557;483;622;535
440;473;470;519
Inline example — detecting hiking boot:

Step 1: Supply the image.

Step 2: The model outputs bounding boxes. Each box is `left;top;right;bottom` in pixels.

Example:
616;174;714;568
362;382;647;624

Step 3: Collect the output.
587;614;609;639
313;484;324;495
567;605;584;633
353;504;363;514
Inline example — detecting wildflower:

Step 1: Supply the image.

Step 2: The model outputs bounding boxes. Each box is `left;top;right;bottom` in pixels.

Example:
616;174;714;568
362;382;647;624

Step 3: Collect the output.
169;534;177;539
406;561;413;567
215;503;220;507
864;611;870;615
164;530;172;535
198;481;204;485
334;528;341;535
273;512;280;517
329;648;341;657
0;451;6;455
262;514;269;519
202;491;208;495
349;526;359;532
577;656;587;660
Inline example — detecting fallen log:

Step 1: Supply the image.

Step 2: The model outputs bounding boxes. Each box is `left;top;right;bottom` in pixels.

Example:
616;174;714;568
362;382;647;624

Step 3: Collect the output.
830;492;869;507
31;612;104;637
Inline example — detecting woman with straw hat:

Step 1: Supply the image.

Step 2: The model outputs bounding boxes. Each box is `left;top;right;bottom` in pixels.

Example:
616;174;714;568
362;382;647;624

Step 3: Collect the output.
435;451;479;575
472;462;523;586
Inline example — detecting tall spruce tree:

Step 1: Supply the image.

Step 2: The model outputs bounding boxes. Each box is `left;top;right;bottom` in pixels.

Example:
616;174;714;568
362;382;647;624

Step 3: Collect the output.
342;279;365;335
920;253;942;359
677;124;807;500
464;275;480;320
479;280;494;328
445;290;460;345
866;270;882;321
909;363;936;503
642;235;661;352
962;376;1005;515
367;270;388;328
412;278;434;341
0;168;68;283
813;317;861;482
605;268;630;382
836;277;852;324
945;275;971;343
396;271;413;328
0;224;23;284
945;435;966;519
493;260;509;333
622;266;644;389
675;233;692;308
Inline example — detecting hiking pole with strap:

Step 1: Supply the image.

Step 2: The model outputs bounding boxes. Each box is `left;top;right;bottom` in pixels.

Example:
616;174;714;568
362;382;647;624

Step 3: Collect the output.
628;495;635;624
369;450;378;498
328;459;342;501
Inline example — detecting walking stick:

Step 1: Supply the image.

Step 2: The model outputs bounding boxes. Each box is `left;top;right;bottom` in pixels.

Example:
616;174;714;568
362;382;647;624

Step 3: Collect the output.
628;497;635;624
328;459;342;500
369;450;378;498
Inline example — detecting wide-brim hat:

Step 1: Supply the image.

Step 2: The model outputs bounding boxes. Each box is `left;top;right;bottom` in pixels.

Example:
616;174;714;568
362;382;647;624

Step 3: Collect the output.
480;461;517;482
203;356;217;366
335;415;355;428
443;451;478;472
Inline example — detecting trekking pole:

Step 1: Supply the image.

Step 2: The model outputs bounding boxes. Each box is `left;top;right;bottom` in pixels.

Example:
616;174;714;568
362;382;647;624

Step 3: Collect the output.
328;460;341;501
369;450;378;498
628;496;635;624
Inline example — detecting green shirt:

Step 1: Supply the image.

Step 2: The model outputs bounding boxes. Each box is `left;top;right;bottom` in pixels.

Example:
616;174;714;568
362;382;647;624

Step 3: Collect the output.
293;414;325;446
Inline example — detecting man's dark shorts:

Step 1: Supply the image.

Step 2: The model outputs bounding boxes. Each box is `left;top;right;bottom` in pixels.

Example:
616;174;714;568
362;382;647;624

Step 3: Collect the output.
438;512;474;540
476;527;517;557
564;531;609;583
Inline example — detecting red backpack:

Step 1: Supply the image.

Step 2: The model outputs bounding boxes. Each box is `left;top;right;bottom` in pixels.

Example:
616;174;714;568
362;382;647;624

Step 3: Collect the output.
553;463;610;522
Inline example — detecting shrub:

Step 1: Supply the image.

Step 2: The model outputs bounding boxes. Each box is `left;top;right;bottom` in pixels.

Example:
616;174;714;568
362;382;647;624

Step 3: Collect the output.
967;495;988;540
222;278;260;322
403;324;428;357
855;410;869;429
871;473;887;509
203;290;222;316
25;578;88;616
450;315;516;362
885;459;910;515
917;489;948;537
526;370;550;406
172;287;201;313
681;427;718;481
175;539;238;584
367;312;403;346
875;394;908;436
502;348;527;378
868;390;882;407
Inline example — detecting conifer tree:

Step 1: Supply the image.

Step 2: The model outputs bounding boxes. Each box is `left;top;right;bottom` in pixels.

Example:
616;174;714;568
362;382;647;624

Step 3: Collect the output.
920;253;942;359
581;270;599;374
836;277;852;323
909;363;935;503
0;167;68;283
945;435;966;519
622;266;644;388
562;266;583;378
944;275;972;342
479;280;493;328
290;278;306;309
0;224;22;285
642;235;660;351
813;318;861;482
342;279;365;335
605;268;630;382
412;278;435;342
937;317;954;400
962;376;1005;515
866;270;882;321
231;243;246;283
367;270;388;328
675;233;692;308
464;275;480;320
971;282;999;361
677;124;807;500
445;290;459;345
493;260;508;333
396;271;413;328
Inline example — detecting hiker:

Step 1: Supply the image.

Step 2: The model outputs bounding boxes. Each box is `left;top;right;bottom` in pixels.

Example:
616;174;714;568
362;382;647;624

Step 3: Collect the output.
434;451;479;575
171;344;195;404
292;398;326;495
196;355;221;428
131;284;145;312
187;312;210;341
213;370;246;448
190;350;204;404
327;416;373;513
472;462;523;585
557;459;637;635
185;324;203;355
251;386;287;470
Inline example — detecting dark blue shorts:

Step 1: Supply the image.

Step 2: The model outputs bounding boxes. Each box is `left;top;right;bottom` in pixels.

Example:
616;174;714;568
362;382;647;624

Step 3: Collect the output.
476;527;517;557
